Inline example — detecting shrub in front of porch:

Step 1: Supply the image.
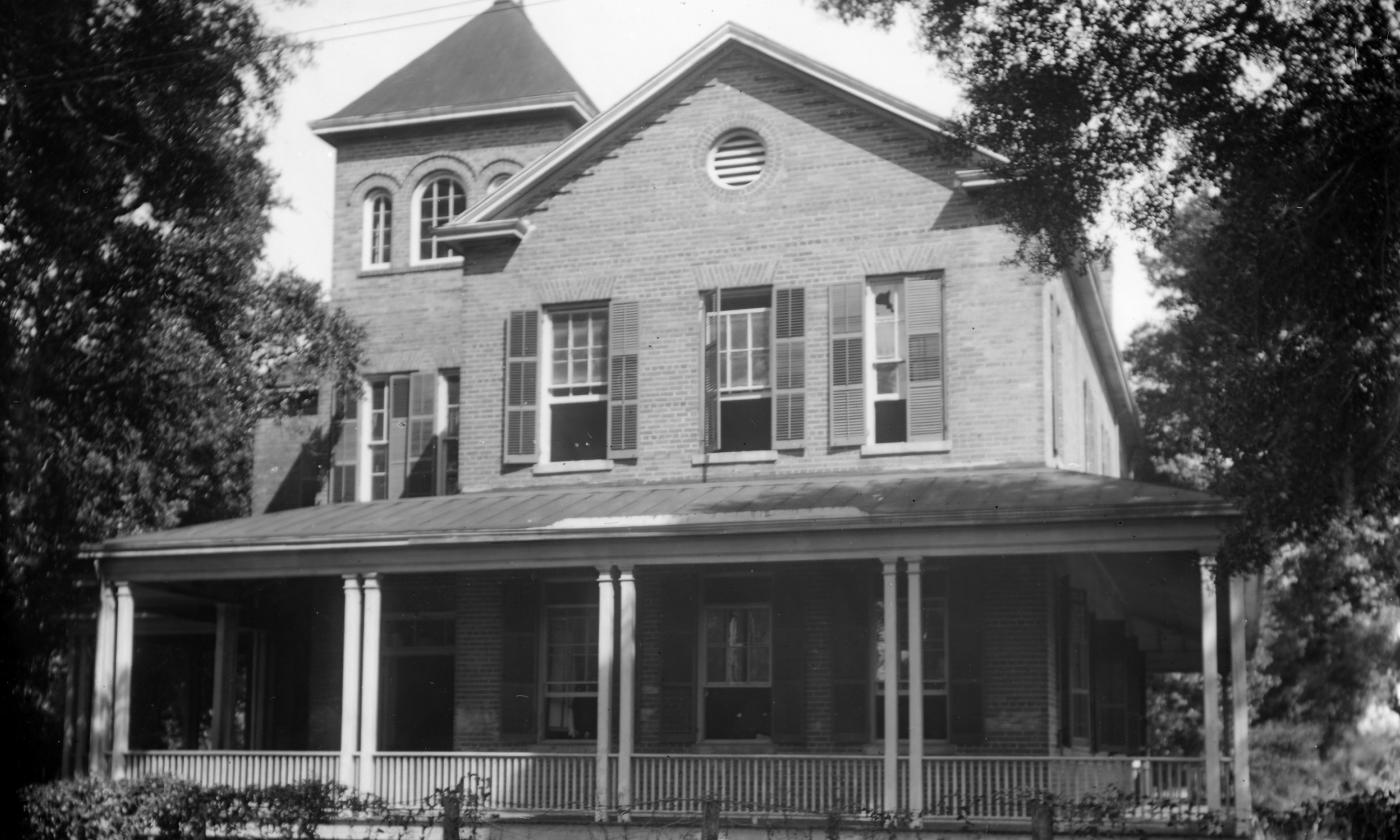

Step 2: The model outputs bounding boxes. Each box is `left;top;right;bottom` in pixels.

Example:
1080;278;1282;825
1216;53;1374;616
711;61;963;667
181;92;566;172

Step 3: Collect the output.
20;777;389;840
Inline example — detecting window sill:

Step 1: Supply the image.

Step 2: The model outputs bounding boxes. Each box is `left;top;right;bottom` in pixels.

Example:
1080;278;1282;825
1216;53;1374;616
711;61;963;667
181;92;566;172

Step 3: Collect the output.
691;450;779;466
356;263;462;278
533;459;614;475
860;440;952;457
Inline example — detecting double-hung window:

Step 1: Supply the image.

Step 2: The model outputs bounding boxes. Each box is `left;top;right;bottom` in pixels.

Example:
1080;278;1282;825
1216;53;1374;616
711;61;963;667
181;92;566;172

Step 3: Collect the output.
829;273;945;449
701;287;805;453
874;566;950;740
362;192;392;269
329;370;460;502
542;582;599;740
503;301;639;466
702;577;772;740
545;308;609;462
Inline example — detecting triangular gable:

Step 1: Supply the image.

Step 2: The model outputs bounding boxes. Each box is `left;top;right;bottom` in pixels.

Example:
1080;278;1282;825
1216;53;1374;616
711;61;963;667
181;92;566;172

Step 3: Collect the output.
435;22;1006;241
311;0;596;137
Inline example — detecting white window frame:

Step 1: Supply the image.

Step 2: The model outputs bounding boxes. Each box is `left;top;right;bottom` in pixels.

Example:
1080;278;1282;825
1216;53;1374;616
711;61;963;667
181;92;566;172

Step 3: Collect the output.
411;176;466;266
704;289;775;454
437;371;459;495
350;371;460;501
864;278;907;443
537;307;610;468
361;191;392;270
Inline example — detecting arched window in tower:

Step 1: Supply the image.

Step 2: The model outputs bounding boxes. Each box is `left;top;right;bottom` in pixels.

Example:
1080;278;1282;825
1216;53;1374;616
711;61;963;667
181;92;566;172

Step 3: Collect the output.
362;191;392;269
486;172;514;196
414;176;466;263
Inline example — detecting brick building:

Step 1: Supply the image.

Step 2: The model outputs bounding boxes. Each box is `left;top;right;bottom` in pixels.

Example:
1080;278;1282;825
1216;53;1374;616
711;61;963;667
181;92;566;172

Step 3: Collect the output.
80;0;1254;829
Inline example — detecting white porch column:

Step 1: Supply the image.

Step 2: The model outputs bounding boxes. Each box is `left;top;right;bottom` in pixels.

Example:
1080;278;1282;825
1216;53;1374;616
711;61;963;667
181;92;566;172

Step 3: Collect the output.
617;568;637;822
89;582;116;777
357;575;382;795
1201;559;1222;814
111;582;134;780
338;576;362;788
881;558;899;814
211;603;240;749
595;568;616;822
906;560;924;824
1230;576;1252;832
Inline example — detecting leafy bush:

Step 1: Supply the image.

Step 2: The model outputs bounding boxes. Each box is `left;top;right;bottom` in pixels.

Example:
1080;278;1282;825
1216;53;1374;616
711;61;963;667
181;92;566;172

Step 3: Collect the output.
20;777;388;840
1257;789;1400;840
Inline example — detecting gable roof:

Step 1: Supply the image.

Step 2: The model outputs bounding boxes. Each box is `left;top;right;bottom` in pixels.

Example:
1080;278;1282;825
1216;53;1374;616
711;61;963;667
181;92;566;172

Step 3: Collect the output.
435;22;1005;239
310;0;596;138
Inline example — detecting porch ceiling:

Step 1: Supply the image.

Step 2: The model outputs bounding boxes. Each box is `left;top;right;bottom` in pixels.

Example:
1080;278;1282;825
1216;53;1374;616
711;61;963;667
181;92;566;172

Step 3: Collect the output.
93;467;1236;581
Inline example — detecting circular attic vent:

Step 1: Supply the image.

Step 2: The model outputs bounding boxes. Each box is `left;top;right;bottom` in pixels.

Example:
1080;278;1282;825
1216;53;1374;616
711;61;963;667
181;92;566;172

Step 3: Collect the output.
708;129;766;189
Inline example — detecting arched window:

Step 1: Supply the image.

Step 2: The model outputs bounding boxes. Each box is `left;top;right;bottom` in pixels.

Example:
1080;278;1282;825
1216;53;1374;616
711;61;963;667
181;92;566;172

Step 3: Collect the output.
362;191;392;268
415;176;466;263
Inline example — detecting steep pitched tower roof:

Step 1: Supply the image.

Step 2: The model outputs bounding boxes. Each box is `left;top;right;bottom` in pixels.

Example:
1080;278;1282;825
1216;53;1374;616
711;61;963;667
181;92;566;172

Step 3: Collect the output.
311;0;596;137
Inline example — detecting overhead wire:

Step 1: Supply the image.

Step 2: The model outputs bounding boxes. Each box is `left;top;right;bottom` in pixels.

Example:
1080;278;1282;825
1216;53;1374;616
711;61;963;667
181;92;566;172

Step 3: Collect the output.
9;0;568;92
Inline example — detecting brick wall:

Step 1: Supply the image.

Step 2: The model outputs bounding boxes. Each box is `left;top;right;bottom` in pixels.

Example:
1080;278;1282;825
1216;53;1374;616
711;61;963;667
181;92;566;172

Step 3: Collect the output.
973;559;1053;754
449;55;1049;490
454;574;504;748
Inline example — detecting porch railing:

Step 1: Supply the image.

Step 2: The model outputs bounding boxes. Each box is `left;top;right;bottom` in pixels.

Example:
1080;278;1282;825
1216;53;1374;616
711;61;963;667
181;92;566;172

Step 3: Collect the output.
631;753;883;816
122;751;1232;822
374;752;594;811
122;750;339;788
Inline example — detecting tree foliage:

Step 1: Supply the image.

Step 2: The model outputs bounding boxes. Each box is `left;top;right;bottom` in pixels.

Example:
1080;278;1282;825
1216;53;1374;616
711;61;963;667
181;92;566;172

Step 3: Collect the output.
1;0;363;800
823;0;1400;729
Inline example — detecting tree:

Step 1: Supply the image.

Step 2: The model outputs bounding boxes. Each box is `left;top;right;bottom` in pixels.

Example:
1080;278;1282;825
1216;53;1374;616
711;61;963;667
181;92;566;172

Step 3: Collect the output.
0;0;363;811
822;0;1400;733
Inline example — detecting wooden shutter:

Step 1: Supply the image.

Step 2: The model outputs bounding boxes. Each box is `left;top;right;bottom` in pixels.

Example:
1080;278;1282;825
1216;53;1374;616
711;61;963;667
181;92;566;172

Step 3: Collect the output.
504;311;538;464
330;386;358;503
831;566;871;744
905;274;946;441
947;562;984;747
770;569;806;745
607;300;639;459
405;372;437;496
387;374;410;498
701;294;719;453
828;282;865;446
658;572;697;744
773;288;806;448
1057;576;1073;748
500;577;539;742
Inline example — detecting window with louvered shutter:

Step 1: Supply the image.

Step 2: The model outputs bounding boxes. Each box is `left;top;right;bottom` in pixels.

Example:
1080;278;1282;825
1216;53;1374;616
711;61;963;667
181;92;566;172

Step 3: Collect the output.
707;129;766;189
773;288;805;447
904;275;945;441
545;306;608;462
828;283;865;446
504;311;539;463
607;301;639;458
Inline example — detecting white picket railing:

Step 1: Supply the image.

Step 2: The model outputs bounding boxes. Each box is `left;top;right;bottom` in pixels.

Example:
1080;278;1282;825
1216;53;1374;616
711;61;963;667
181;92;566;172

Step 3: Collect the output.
631;753;883;816
122;750;339;788
121;750;1228;822
374;752;594;811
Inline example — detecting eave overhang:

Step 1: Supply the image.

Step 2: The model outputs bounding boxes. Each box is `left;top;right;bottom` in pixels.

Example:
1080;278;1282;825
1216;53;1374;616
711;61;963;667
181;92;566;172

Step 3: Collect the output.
91;468;1235;582
310;94;595;143
440;217;532;247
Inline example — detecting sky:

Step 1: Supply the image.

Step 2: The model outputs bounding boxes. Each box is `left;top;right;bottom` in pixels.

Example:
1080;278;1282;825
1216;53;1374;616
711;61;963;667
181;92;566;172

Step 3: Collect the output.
254;0;1161;348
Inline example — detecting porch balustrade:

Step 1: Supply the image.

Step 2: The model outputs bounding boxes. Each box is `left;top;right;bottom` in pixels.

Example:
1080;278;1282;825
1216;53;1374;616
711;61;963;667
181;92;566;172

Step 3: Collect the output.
120;751;1232;822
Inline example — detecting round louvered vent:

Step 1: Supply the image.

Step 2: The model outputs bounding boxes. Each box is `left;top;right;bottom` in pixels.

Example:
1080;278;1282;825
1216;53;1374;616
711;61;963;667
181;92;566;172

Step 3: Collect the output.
708;129;766;189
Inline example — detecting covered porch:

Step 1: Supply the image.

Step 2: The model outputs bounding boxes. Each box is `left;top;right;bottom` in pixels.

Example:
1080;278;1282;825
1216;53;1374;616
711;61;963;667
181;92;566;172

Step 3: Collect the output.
80;468;1251;828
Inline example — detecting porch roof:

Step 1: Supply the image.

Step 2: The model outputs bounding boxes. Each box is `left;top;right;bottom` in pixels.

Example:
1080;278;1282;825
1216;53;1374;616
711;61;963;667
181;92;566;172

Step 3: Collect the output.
95;467;1234;580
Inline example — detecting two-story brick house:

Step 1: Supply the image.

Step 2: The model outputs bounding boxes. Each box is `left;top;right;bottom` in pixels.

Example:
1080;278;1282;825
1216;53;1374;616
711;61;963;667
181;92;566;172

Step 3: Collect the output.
78;0;1254;829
